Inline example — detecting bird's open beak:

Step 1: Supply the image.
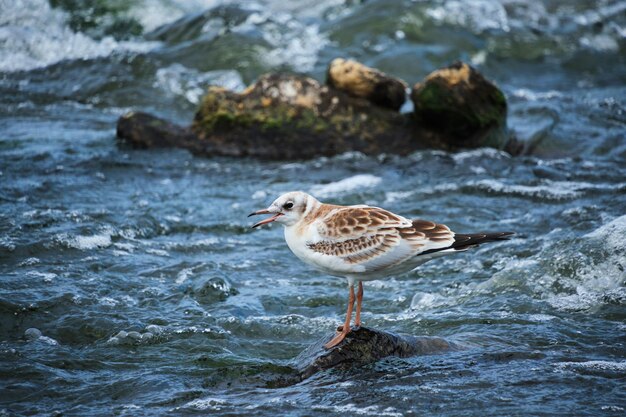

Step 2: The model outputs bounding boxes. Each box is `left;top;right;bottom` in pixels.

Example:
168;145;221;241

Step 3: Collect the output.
248;209;283;228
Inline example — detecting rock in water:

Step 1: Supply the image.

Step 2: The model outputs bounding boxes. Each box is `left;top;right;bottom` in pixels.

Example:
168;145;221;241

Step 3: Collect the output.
117;111;206;153
291;326;455;381
411;62;508;148
117;59;515;159
326;58;408;111
191;73;413;159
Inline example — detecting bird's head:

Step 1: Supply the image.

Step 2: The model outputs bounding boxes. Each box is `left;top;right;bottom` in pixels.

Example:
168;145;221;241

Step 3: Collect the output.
248;191;317;228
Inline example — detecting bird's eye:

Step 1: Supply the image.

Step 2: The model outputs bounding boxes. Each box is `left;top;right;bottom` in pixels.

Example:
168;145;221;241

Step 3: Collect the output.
283;202;294;210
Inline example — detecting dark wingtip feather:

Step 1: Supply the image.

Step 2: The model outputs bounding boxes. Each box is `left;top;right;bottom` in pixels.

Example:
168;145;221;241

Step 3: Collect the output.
419;231;515;256
451;231;515;250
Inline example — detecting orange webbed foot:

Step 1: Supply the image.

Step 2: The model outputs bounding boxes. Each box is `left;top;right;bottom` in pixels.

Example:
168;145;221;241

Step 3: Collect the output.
324;326;351;349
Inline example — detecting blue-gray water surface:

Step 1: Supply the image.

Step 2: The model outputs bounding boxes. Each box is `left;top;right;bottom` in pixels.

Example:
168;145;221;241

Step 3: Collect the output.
1;0;625;416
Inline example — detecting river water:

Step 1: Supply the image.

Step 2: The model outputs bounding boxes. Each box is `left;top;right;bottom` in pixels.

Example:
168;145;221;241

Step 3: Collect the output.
1;0;625;415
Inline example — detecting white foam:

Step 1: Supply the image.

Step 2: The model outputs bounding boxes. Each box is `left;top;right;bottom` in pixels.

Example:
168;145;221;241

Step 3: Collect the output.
100;297;119;307
252;190;267;200
229;259;256;270
145;248;170;257
114;242;135;252
493;216;626;312
280;162;306;170
426;0;510;33
155;64;245;104
310;174;382;198
27;271;57;283
580;34;620;52
179;398;227;411
262;19;328;72
527;314;557;322
467;179;617;200
167;237;220;251
24;328;58;345
545;216;626;310
231;8;329;72
452;147;509;163
384;191;414;204
0;0;158;72
70;232;113;250
107;326;157;345
196;237;220;246
175;267;194;284
417;182;461;195
584;214;626;252
557;361;626;372
334;151;368;161
410;292;450;310
127;0;223;32
602;406;625;412
312;404;403;417
18;257;40;266
511;88;563;101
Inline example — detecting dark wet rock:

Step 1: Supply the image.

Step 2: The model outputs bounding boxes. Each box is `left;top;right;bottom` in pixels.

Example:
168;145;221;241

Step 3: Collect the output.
190;73;419;159
117;60;516;159
290;326;455;381
411;62;509;149
116;111;207;153
326;58;408;111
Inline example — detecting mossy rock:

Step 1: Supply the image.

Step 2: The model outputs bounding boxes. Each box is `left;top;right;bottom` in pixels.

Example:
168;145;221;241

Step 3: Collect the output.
411;62;508;148
117;60;515;159
191;73;416;159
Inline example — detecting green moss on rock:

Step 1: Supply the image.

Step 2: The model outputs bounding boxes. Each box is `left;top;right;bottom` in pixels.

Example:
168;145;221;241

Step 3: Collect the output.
118;61;515;159
190;73;414;158
411;62;508;148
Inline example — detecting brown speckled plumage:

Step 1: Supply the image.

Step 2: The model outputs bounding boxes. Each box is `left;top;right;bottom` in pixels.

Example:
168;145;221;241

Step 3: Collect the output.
304;205;457;267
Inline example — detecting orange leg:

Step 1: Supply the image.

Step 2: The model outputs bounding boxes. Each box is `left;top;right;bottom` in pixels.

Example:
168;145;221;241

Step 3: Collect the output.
354;281;363;327
324;284;355;349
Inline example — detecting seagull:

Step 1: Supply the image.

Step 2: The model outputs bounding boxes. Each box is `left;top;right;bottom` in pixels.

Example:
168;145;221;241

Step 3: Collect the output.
249;191;513;349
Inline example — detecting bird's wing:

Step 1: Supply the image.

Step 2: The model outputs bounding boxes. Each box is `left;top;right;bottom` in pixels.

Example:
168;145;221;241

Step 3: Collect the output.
307;206;455;271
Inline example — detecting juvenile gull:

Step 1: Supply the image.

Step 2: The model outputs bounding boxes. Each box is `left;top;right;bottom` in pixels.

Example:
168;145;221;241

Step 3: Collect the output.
249;191;513;349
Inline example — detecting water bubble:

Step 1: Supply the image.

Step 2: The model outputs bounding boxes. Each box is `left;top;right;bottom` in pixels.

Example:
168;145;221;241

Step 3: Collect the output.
24;328;58;345
127;331;142;341
191;276;238;304
146;325;163;335
24;328;42;340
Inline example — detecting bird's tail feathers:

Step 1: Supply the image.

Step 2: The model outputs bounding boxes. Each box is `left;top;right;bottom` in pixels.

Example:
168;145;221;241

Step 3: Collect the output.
451;231;514;251
420;231;514;256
